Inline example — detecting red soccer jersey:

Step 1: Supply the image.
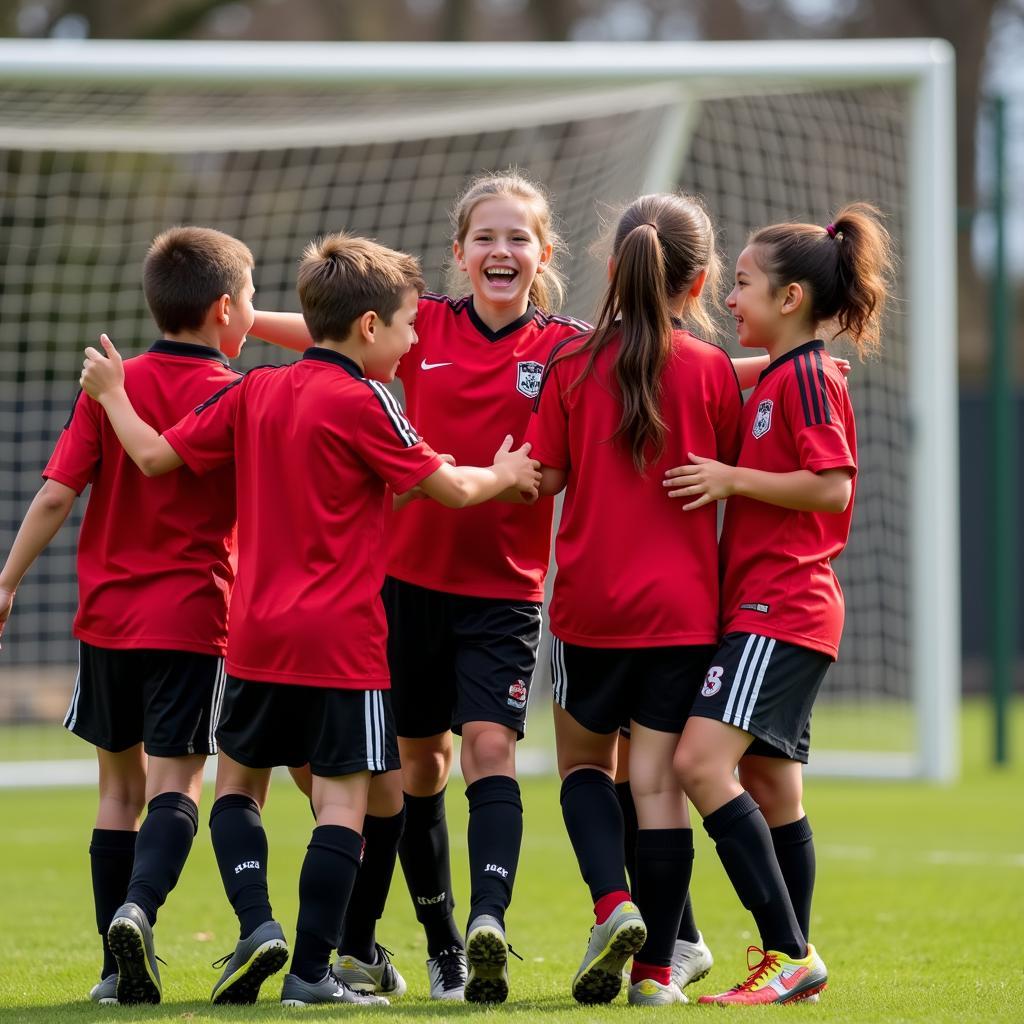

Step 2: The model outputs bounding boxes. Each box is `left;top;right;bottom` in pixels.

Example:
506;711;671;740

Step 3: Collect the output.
164;347;442;689
719;340;858;659
526;328;744;648
387;294;590;602
43;340;240;656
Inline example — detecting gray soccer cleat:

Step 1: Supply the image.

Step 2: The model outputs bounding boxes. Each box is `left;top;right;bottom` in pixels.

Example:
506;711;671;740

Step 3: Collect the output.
426;946;467;1000
334;943;407;996
88;974;118;1005
210;919;290;1004
280;969;390;1007
107;903;161;1005
464;915;510;1004
571;899;647;1005
628;977;689;1005
670;932;714;989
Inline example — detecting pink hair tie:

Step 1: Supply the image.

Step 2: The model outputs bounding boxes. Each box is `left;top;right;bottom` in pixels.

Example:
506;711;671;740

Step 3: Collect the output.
825;224;838;239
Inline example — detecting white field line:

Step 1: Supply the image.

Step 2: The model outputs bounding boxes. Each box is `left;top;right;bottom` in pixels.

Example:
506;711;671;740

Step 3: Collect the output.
820;844;1024;870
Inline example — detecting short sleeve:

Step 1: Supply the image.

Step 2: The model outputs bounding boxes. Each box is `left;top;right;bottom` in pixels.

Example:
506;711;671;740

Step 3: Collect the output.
715;362;744;466
524;360;570;470
164;376;244;476
355;381;442;494
43;390;103;494
783;356;856;475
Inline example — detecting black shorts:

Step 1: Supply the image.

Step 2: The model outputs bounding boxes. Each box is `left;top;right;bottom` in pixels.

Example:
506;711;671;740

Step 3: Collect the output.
63;641;225;757
550;637;717;735
686;632;831;763
216;676;400;777
384;577;542;740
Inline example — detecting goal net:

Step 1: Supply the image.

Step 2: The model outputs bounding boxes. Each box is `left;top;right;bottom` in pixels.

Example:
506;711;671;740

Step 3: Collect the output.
0;40;958;781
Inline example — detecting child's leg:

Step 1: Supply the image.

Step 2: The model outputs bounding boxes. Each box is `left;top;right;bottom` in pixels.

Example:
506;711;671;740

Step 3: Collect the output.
675;717;804;958
396;732;463;956
289;771;370;983
92;746;146;980
338;769;406;962
627;724;691;986
461;720;521;930
740;755;814;939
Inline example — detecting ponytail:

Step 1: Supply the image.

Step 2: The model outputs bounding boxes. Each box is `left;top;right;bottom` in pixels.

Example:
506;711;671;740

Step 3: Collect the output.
751;202;893;356
559;193;718;473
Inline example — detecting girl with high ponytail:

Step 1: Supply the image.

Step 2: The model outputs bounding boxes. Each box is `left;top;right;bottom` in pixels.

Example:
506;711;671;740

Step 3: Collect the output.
526;193;744;1006
666;203;893;1006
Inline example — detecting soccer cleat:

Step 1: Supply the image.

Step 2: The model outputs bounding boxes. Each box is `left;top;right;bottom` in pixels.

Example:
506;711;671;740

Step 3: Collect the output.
210;919;289;1004
89;974;118;1005
670;932;714;989
426;946;467;1000
571;899;647;1005
697;943;827;1005
334;943;407;997
280;968;390;1007
107;903;161;1005
464;915;510;1004
627;977;688;1006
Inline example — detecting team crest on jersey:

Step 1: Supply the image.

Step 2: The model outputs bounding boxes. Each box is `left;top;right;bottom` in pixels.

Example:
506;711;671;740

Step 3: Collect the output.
516;361;544;399
701;666;724;697
752;399;774;439
507;679;528;709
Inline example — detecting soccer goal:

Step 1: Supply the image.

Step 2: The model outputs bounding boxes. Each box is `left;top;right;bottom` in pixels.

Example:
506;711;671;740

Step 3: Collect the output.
0;39;958;781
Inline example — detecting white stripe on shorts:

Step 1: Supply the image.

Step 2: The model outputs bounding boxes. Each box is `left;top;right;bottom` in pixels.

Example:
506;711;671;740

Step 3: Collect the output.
729;634;768;728
722;633;757;724
740;639;775;731
208;658;226;753
365;691;386;772
550;637;568;709
63;646;82;731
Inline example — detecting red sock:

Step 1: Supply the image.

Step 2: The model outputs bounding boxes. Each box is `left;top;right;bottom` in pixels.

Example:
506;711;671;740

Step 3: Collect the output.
631;960;671;986
594;890;631;925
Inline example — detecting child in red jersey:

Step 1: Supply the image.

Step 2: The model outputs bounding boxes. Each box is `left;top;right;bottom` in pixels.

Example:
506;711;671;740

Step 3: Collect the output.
0;227;253;1005
666;204;893;1006
80;232;540;1009
250;171;589;1003
526;193;743;1007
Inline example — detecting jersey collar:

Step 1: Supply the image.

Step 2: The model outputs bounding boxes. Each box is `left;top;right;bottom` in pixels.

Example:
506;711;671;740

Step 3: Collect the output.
302;346;364;379
466;299;538;343
759;339;825;382
149;339;229;365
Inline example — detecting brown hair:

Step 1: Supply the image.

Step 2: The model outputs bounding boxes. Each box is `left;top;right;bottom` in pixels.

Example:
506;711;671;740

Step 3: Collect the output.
447;169;566;310
562;193;721;473
143;226;254;334
750;202;893;356
297;233;425;343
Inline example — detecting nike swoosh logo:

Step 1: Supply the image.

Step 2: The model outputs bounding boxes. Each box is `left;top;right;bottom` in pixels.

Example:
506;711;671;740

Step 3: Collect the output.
777;967;808;991
421;360;453;370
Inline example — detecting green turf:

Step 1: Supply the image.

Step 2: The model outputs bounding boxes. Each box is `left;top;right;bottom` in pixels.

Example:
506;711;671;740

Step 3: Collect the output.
0;699;1022;1022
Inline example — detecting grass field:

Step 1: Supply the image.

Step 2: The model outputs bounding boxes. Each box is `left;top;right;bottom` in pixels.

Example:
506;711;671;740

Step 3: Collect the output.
1;699;1022;1023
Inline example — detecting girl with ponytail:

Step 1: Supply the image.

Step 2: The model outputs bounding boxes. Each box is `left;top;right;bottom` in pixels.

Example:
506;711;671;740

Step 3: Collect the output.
666;203;893;1006
526;193;744;1006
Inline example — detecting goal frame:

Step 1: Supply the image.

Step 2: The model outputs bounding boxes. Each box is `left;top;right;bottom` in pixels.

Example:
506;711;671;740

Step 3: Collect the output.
0;38;960;781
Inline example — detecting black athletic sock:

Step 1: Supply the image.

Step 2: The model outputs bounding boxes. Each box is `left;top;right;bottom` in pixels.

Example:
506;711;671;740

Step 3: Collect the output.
209;794;273;939
338;808;406;962
633;829;692;968
703;793;805;958
466;775;523;928
771;816;816;941
399;789;462;957
560;769;629;903
615;781;638;887
677;891;700;944
290;825;362;984
90;828;137;978
124;792;198;926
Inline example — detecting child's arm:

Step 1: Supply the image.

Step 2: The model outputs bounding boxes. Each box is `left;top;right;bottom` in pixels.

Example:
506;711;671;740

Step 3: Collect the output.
0;479;78;646
732;354;851;390
81;336;183;477
250;310;313;353
417;435;540;509
664;453;852;514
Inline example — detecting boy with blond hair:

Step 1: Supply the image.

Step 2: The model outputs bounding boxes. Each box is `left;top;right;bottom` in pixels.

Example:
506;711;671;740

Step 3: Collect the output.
0;226;255;1005
80;232;540;1007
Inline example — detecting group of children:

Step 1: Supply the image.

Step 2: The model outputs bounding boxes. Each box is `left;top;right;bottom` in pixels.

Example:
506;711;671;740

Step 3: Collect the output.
0;168;892;1010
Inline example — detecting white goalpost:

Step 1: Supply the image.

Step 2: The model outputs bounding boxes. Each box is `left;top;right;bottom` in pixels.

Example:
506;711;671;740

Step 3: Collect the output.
0;39;959;781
